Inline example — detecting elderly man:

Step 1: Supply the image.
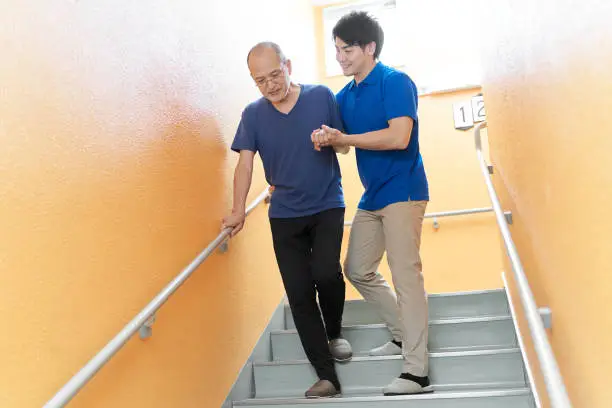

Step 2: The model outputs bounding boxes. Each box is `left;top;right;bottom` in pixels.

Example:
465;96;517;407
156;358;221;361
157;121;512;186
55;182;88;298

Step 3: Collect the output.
222;42;352;399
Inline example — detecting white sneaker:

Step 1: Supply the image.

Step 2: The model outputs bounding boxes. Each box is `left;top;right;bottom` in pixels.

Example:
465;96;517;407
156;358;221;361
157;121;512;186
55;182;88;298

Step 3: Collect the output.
383;376;433;396
369;341;402;356
329;338;353;362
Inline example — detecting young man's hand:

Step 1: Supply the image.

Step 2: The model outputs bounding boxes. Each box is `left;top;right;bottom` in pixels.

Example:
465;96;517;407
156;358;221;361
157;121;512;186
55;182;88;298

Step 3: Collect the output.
311;125;349;151
222;211;246;237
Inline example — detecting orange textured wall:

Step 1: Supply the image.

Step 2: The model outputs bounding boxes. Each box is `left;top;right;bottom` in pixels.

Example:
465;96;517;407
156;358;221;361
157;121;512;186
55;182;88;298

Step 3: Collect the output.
480;0;612;406
313;6;504;298
0;1;316;407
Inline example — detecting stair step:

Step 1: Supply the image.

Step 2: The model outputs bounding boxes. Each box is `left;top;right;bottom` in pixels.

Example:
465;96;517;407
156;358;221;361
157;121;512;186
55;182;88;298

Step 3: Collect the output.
284;289;509;329
254;348;526;399
252;381;526;399
234;388;535;408
271;316;516;361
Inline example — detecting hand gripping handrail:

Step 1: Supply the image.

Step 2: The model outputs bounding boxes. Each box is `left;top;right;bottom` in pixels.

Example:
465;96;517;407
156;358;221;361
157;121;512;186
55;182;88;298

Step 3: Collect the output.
44;188;270;407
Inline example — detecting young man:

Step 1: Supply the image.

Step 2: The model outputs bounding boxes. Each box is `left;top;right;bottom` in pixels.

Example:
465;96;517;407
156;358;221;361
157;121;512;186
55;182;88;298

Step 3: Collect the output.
223;42;352;399
312;12;432;396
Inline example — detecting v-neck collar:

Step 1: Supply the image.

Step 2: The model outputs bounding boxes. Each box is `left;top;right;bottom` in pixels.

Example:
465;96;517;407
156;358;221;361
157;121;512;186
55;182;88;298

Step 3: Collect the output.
269;84;303;117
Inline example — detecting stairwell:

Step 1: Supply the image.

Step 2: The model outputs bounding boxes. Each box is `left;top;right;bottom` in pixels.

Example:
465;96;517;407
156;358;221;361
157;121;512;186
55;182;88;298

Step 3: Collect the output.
231;289;535;407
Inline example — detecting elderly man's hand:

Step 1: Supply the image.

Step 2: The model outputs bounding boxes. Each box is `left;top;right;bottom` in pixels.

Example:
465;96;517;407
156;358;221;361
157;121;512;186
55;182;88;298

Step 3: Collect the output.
311;125;348;151
222;211;246;237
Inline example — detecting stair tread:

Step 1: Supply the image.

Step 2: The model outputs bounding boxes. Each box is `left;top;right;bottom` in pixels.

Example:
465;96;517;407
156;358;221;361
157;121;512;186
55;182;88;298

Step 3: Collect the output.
246;381;526;398
424;288;506;297
272;315;512;335
254;347;525;399
256;347;521;367
234;388;531;405
283;289;506;306
270;344;516;361
284;290;511;329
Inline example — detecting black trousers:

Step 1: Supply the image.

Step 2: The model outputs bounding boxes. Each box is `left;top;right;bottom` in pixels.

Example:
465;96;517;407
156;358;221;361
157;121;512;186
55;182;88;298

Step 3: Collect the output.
270;207;346;389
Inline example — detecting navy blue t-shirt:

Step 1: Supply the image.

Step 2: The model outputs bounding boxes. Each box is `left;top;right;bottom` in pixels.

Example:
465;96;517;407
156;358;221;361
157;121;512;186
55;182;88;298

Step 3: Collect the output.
337;63;429;211
231;84;345;218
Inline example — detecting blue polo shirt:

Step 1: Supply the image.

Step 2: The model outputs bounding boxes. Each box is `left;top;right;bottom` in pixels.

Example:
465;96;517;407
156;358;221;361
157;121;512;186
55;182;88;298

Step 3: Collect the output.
231;84;345;218
337;63;429;211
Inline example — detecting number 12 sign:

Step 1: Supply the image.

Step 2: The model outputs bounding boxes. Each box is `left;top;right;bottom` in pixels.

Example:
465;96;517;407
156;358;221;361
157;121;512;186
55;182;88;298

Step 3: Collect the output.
453;95;486;130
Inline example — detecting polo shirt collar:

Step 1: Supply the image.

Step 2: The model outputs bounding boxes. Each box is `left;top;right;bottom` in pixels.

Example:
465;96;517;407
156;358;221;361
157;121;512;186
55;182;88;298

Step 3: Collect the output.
348;62;383;90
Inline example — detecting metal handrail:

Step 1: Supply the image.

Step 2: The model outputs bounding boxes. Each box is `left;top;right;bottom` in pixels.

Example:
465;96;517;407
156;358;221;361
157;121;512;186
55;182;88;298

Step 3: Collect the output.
47;121;572;407
475;122;571;407
344;207;495;227
44;188;271;408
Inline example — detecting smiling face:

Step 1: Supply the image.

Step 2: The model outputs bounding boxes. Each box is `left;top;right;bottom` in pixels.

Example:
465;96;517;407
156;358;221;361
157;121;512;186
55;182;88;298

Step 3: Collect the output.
334;36;376;78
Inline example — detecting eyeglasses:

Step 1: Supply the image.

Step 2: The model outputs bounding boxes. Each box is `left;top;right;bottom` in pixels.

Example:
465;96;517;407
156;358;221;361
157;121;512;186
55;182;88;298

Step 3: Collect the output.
253;65;286;88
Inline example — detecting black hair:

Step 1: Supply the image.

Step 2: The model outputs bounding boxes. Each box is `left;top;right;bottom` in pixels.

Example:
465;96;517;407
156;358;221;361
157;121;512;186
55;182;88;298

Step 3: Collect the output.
332;11;384;59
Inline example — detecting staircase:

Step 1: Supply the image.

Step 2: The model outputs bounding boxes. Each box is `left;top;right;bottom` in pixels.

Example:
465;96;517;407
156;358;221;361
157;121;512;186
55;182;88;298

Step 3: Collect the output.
231;289;536;408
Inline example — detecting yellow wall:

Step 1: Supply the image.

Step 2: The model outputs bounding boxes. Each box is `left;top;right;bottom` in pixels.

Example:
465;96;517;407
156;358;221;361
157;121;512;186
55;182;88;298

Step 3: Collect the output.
480;0;612;406
313;6;505;298
0;1;316;407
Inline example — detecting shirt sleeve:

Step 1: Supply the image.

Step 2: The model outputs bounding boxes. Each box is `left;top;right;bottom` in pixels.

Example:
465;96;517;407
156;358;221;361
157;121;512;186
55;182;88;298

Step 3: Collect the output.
231;107;258;153
383;72;418;122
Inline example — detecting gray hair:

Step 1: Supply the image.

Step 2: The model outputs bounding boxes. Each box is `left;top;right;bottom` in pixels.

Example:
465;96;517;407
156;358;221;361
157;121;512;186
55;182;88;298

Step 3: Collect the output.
247;42;287;65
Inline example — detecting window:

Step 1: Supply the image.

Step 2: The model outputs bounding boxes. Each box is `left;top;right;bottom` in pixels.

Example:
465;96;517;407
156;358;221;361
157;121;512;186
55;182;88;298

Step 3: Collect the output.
323;0;403;77
322;0;483;94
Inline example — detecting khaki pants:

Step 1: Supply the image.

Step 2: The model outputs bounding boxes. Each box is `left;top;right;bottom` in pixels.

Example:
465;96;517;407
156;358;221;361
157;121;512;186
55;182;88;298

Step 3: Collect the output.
344;201;428;376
